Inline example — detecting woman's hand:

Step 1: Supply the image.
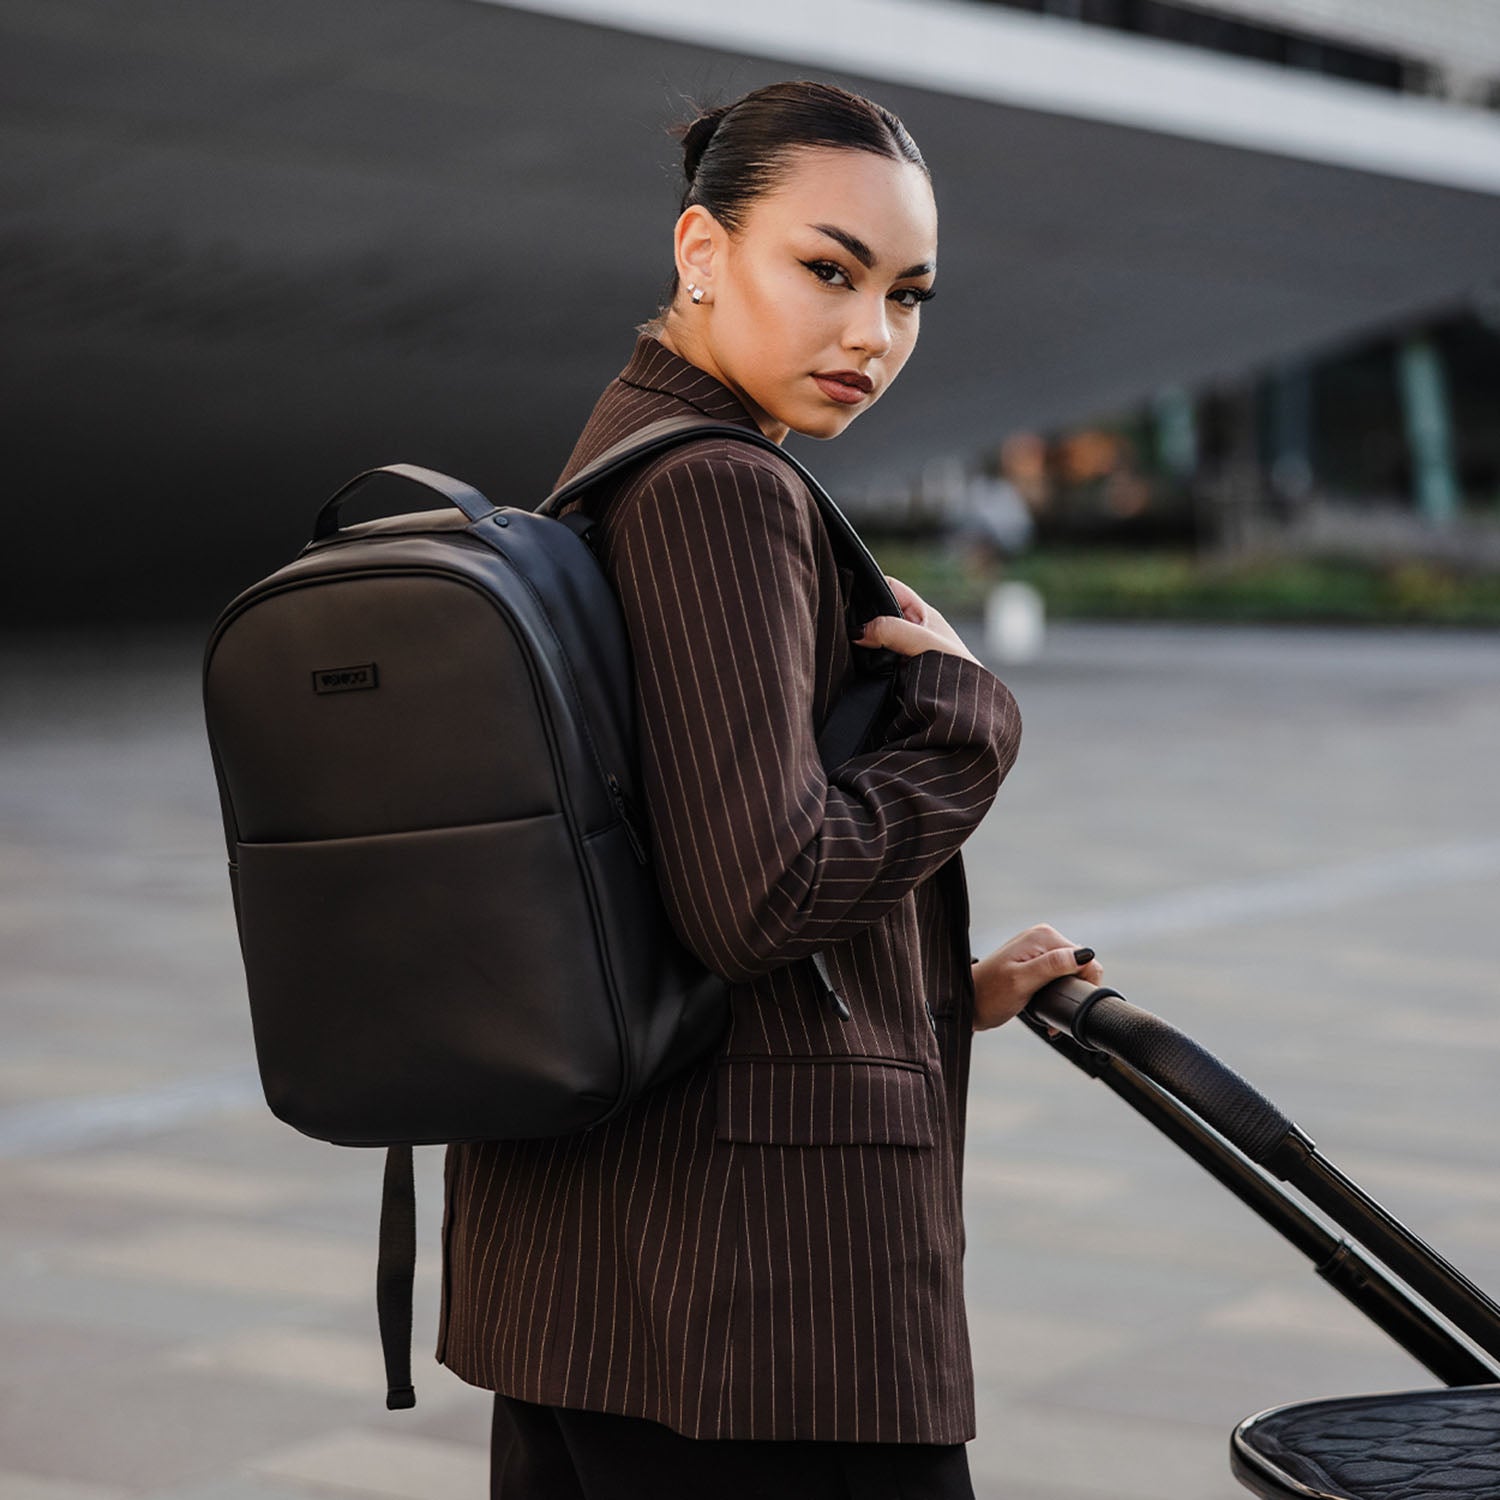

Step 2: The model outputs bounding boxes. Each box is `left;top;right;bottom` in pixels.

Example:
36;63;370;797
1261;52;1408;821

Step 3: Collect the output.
852;575;981;665
971;924;1105;1036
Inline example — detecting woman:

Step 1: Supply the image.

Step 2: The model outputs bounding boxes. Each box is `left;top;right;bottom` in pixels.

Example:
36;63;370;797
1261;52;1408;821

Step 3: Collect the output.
437;79;1106;1499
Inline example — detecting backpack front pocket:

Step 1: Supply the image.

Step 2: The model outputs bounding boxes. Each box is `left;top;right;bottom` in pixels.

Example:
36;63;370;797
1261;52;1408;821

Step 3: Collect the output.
232;812;618;1145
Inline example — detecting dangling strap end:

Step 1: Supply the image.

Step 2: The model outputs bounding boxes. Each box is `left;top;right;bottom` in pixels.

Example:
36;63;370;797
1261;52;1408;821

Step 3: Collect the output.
377;1145;418;1413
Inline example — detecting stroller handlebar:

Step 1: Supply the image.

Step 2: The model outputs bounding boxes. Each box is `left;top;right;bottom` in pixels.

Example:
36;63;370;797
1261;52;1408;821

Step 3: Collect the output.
1024;975;1310;1171
1021;974;1500;1378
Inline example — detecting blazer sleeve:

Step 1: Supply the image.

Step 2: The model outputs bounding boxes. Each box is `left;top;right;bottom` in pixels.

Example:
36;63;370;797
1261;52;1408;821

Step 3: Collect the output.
608;449;1022;984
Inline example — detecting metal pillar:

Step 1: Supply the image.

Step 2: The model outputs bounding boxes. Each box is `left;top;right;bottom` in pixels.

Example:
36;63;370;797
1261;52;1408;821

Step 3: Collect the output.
1397;333;1462;526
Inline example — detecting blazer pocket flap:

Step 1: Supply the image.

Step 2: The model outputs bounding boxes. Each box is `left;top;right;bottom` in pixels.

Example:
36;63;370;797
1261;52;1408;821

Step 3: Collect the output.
714;1055;936;1148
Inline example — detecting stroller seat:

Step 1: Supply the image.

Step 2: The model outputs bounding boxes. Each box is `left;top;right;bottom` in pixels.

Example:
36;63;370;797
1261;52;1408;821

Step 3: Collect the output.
1230;1382;1500;1499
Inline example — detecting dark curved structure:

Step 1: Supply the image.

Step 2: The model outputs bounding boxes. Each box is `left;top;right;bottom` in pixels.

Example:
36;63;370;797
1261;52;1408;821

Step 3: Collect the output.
4;0;1500;624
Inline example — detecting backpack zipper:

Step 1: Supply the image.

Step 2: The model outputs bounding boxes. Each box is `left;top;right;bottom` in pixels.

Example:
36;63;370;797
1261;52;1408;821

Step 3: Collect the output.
604;772;649;865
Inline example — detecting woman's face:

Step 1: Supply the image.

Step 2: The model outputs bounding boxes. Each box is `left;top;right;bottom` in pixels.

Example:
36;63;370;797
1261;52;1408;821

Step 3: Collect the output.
669;145;938;444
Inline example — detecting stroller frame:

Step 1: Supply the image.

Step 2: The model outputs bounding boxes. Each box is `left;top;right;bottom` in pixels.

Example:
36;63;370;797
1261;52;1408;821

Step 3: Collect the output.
1022;977;1500;1500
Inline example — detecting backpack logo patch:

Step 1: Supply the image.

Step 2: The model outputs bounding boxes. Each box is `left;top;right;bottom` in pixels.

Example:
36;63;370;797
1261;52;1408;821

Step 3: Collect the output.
312;662;379;694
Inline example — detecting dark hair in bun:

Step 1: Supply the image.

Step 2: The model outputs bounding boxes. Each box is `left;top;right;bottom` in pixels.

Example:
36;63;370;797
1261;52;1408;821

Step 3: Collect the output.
637;79;927;336
679;103;735;188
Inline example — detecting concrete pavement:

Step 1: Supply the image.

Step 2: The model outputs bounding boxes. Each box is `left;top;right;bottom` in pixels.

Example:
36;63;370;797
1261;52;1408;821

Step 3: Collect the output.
2;618;1497;1500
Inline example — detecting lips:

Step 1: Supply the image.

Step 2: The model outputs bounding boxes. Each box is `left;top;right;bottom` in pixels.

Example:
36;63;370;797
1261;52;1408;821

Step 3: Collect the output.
812;374;868;406
815;370;872;393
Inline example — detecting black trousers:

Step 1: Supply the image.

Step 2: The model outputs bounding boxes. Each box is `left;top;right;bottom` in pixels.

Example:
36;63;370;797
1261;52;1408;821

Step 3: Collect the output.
490;1393;976;1500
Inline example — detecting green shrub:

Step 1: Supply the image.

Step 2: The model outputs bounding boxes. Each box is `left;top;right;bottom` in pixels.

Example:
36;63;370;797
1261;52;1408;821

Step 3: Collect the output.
862;540;1500;625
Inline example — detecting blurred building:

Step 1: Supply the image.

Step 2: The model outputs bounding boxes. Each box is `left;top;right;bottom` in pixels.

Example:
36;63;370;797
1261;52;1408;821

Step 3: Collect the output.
983;0;1500;106
883;1;1500;563
3;0;1498;624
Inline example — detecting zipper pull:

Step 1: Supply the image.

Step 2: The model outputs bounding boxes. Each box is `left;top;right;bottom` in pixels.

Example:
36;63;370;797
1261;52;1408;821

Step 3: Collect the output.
605;772;649;865
809;950;850;1021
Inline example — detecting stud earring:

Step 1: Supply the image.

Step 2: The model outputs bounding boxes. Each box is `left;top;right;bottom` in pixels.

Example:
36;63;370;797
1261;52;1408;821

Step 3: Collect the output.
687;282;705;304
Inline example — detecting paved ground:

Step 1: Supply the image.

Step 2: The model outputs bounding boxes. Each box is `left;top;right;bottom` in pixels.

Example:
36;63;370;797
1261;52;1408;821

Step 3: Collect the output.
2;617;1497;1500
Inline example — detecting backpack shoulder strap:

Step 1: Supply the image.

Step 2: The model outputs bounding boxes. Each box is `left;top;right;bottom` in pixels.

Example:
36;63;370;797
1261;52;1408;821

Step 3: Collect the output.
537;417;898;620
538;416;900;769
540;417;903;1032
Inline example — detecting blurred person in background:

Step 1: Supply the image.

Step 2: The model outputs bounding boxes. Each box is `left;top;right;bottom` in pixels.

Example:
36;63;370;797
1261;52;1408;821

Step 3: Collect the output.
950;456;1036;587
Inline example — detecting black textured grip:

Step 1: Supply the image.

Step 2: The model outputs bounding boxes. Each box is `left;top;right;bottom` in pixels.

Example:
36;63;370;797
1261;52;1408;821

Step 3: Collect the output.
1080;996;1295;1167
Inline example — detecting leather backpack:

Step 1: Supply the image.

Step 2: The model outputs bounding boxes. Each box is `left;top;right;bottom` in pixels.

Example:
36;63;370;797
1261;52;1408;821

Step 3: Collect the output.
200;414;901;1409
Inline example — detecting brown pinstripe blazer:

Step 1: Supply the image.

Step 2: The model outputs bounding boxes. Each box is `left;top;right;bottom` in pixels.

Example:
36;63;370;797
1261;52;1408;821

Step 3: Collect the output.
435;331;1023;1443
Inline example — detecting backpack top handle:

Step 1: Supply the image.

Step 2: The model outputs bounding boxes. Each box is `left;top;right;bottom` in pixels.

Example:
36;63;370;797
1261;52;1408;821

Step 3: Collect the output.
311;462;496;542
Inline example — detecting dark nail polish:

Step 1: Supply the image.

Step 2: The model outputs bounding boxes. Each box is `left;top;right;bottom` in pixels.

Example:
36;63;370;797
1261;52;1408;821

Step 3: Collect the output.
1072;947;1094;965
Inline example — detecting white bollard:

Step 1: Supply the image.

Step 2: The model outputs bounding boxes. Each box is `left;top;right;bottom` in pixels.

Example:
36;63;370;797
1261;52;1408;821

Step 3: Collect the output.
983;580;1046;662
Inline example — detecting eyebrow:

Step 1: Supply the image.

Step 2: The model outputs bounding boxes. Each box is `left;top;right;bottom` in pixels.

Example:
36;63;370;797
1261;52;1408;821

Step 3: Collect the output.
807;222;934;279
